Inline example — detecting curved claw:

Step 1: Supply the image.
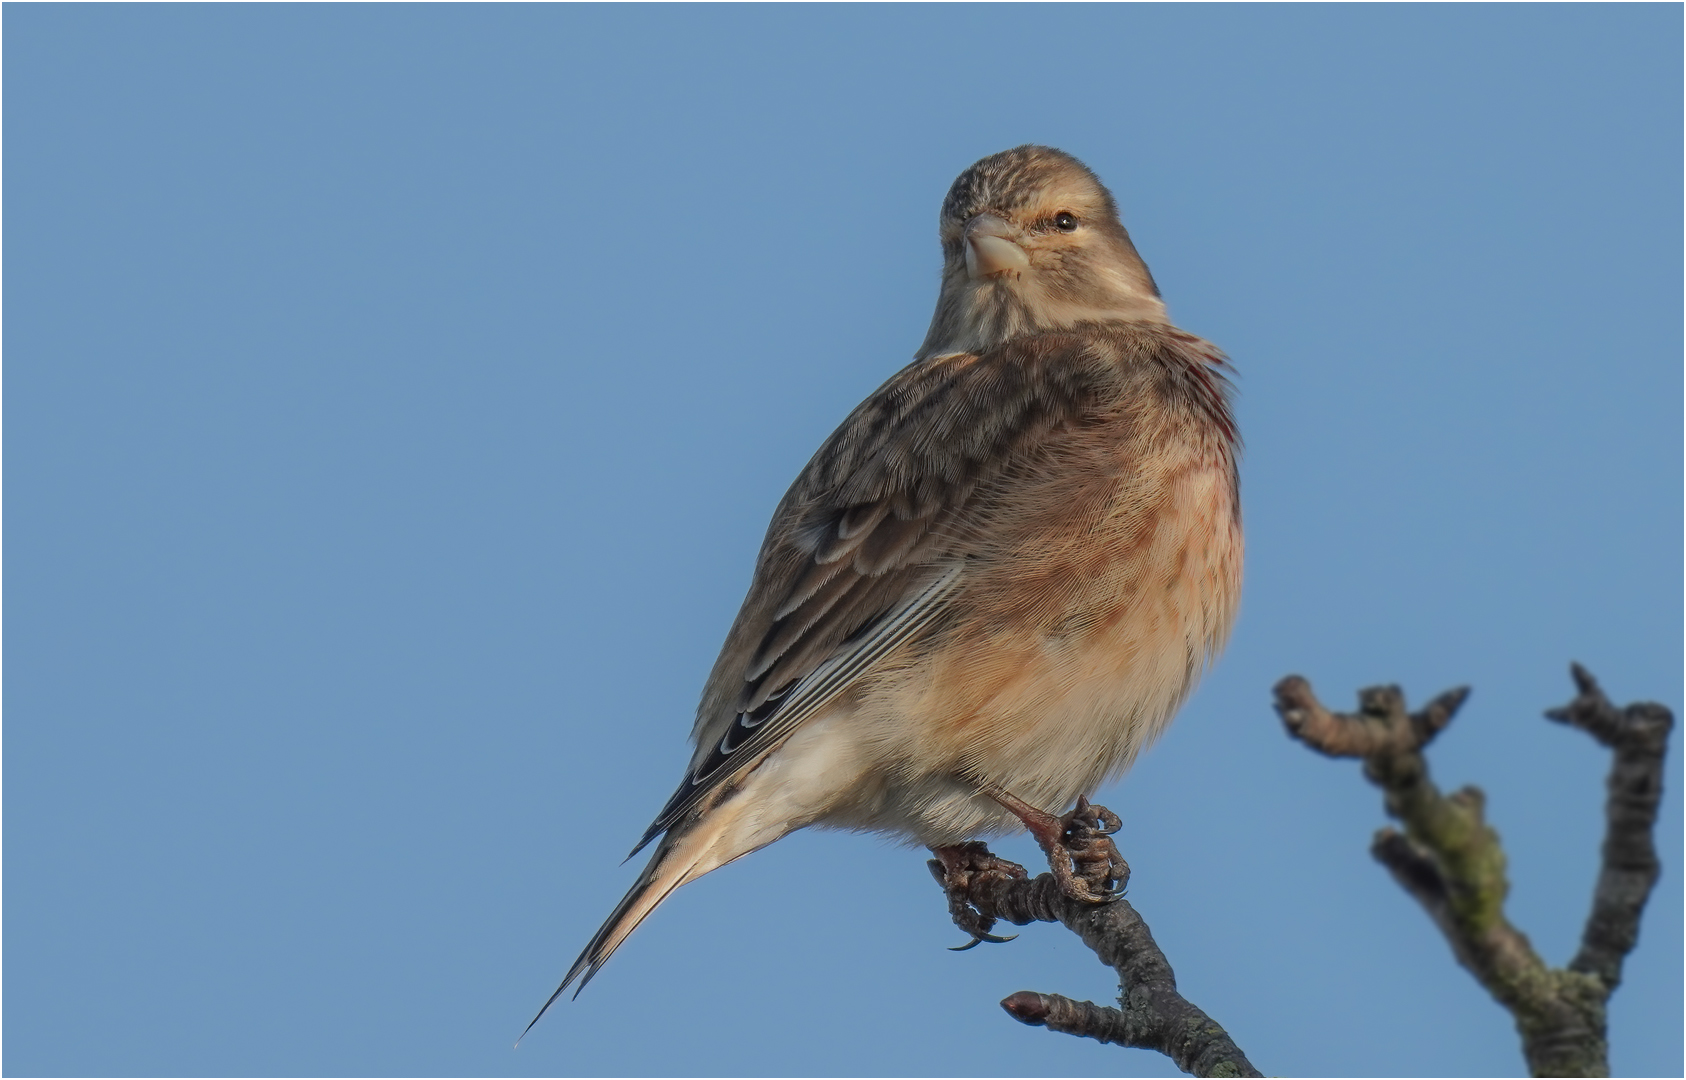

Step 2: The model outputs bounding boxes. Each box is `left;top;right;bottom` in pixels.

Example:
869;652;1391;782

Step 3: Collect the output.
1070;794;1122;835
949;931;1018;951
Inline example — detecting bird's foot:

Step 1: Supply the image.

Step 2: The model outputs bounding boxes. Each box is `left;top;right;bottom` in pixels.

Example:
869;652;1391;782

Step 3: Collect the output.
1060;795;1130;899
990;791;1130;903
928;841;1025;949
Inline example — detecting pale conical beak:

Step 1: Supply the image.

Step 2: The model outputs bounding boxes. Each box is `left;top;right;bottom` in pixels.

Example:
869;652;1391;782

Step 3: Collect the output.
964;214;1029;280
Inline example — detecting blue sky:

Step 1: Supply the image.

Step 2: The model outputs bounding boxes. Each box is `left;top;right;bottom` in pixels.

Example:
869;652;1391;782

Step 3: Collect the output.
7;5;1680;1077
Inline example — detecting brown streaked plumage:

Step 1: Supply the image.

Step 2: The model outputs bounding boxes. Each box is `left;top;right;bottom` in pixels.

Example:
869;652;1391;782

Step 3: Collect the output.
524;145;1241;1036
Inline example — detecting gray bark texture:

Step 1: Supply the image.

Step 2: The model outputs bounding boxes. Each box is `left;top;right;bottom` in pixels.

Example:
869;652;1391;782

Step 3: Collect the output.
1274;664;1671;1078
932;856;1262;1078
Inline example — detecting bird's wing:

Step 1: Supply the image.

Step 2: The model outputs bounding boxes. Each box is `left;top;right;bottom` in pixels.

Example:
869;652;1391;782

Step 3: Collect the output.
629;332;1127;856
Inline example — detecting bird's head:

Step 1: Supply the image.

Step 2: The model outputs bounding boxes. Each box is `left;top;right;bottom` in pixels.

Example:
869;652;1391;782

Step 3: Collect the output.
917;146;1166;358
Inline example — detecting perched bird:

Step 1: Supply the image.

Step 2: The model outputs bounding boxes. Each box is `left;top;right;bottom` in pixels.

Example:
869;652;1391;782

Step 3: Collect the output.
525;145;1241;1034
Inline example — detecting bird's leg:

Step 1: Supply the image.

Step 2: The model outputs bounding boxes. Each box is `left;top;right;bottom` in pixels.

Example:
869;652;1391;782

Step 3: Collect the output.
927;841;1025;950
988;790;1130;903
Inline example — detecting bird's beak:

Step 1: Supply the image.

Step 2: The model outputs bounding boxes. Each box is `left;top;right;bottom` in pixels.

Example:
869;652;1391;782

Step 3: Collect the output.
964;214;1029;280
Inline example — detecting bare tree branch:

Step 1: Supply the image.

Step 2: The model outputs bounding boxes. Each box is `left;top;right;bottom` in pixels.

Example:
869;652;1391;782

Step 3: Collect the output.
932;848;1262;1078
1274;666;1672;1078
1275;675;1468;758
1545;664;1672;992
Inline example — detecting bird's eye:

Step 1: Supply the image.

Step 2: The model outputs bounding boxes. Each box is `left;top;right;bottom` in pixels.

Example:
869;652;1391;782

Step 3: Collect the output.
1053;212;1079;232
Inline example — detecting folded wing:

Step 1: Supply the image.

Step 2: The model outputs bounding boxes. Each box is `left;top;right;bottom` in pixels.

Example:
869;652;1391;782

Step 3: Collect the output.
631;334;1125;856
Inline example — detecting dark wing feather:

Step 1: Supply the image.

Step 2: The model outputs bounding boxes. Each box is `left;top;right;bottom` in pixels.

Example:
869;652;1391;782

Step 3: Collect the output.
629;332;1132;857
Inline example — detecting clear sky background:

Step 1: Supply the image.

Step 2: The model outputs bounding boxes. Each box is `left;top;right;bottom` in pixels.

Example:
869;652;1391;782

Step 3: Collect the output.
7;5;1680;1077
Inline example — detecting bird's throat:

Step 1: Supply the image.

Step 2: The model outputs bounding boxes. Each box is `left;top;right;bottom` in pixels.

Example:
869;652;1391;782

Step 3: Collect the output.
917;276;1168;359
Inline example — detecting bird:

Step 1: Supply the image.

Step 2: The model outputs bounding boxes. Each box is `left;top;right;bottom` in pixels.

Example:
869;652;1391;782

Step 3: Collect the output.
523;144;1241;1037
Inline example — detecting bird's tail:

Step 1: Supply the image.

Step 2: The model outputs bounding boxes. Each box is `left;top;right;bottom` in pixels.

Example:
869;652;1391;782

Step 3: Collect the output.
517;808;737;1043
